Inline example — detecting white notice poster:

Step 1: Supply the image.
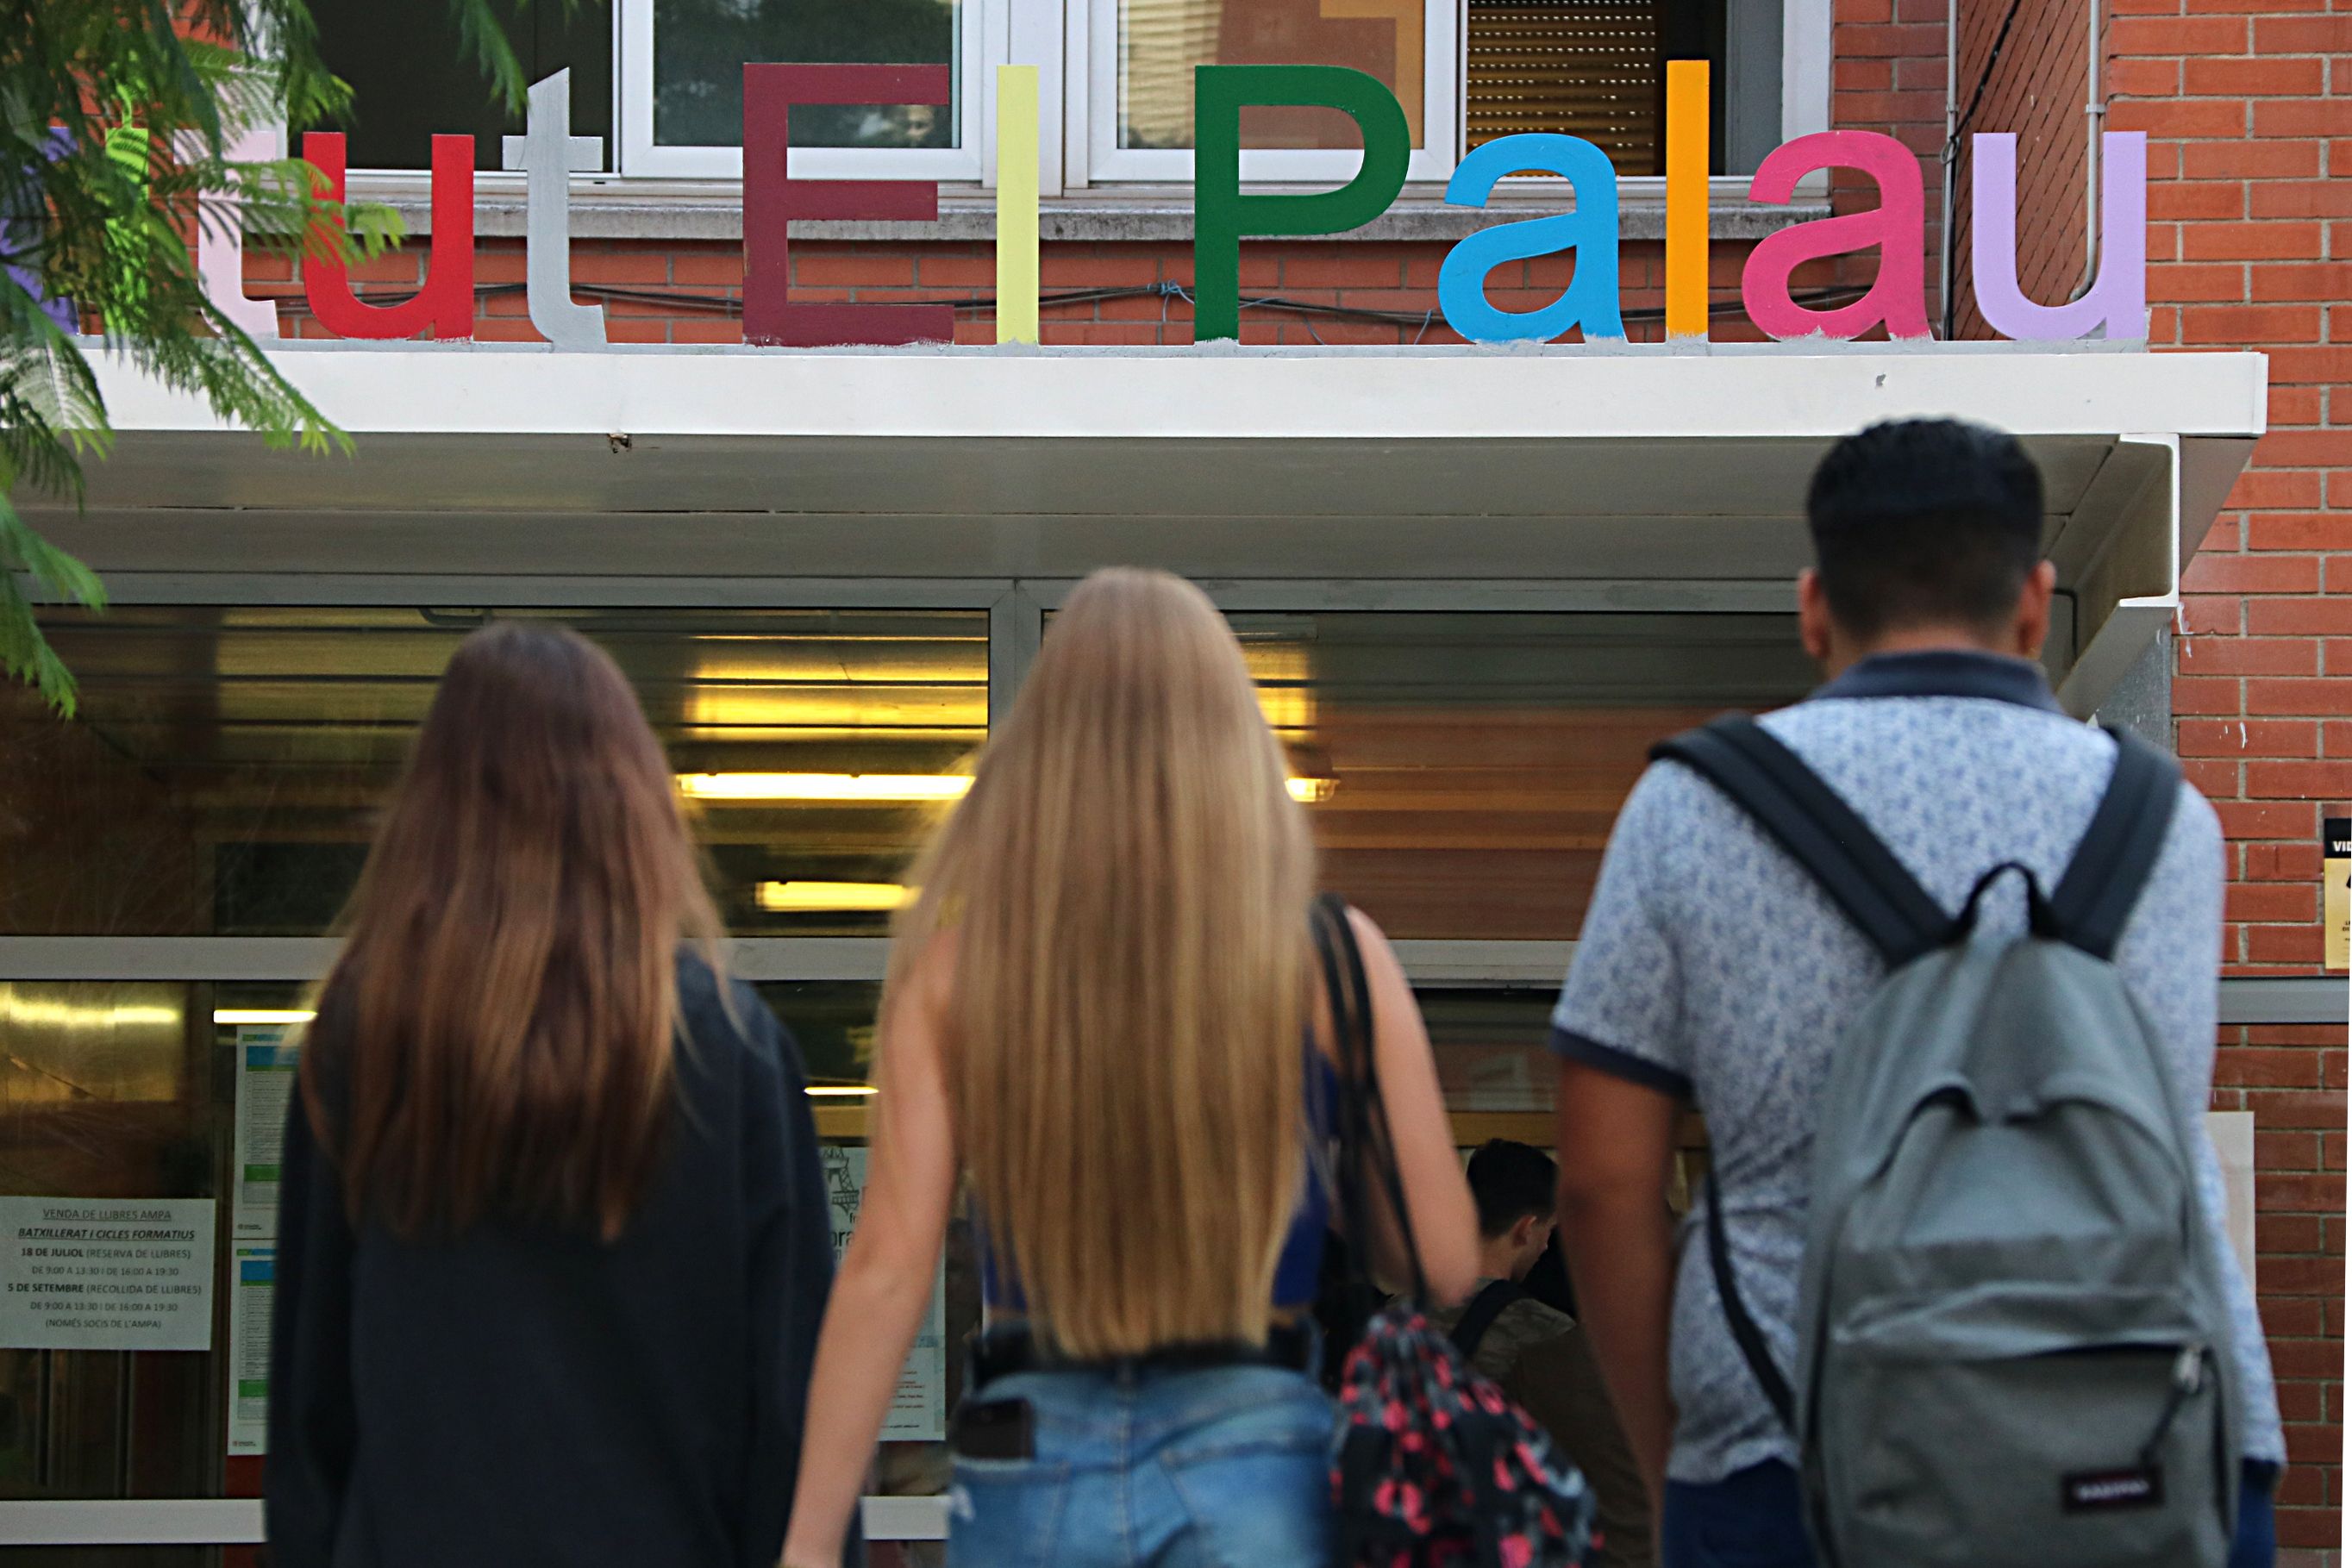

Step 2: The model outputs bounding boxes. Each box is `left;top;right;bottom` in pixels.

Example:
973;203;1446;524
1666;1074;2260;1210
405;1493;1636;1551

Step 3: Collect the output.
820;1146;947;1441
2207;1109;2258;1289
234;1027;298;1240
228;1245;274;1455
0;1196;216;1351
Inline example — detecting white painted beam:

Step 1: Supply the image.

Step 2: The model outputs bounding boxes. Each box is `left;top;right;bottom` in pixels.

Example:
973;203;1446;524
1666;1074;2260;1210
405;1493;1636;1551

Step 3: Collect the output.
79;343;2267;446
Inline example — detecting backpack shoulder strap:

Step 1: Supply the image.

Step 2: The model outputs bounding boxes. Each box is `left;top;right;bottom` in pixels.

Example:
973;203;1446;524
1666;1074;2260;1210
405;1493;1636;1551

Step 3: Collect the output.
1650;715;1952;967
1448;1280;1526;1362
2045;727;2182;962
1704;1163;1796;1431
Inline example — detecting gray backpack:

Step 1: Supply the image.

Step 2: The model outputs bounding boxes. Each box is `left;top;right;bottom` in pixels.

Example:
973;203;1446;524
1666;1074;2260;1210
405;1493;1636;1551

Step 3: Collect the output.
1656;715;2241;1568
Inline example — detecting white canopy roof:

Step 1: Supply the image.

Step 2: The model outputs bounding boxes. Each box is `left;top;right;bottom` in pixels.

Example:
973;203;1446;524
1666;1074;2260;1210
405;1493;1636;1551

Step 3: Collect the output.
37;340;2265;715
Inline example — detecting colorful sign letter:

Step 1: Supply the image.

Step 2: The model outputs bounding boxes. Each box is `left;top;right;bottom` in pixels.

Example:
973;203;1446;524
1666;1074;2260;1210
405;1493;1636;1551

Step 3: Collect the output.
523;71;606;350
184;126;282;340
1438;134;1623;342
301;132;475;340
1664;60;1710;340
741;64;954;347
3;129;78;334
1972;130;2148;341
1740;131;1929;341
995;65;1041;346
1193;66;1410;342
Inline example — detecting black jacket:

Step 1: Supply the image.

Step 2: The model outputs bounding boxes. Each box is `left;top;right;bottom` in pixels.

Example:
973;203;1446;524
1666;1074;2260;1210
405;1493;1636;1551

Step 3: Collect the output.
266;956;837;1568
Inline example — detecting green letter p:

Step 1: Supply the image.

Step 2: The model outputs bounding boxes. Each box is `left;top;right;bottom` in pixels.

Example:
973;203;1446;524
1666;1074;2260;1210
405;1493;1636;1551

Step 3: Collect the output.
1192;66;1410;343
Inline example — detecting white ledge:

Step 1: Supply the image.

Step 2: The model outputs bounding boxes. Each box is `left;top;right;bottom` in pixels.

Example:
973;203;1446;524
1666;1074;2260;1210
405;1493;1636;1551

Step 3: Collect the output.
79;340;2263;444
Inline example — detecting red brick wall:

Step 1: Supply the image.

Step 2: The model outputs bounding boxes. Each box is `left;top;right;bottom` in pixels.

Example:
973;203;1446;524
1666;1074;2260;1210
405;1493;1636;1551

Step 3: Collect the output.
2131;8;2348;1549
248;23;1963;353
247;9;1950;348
1952;0;2349;1554
1834;0;1957;328
2219;1022;2352;1557
260;235;1784;347
1947;0;2093;338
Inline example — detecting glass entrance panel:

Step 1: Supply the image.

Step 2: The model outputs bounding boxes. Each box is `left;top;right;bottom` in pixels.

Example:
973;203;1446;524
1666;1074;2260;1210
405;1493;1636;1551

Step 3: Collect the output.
1;978;952;1563
0;600;983;1560
1229;611;1814;940
1423;988;1558;1120
0;607;987;938
0;978;301;1540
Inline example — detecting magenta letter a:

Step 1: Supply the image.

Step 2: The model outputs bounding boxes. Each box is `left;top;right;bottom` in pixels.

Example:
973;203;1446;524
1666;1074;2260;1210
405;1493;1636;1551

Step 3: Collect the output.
1741;131;1930;340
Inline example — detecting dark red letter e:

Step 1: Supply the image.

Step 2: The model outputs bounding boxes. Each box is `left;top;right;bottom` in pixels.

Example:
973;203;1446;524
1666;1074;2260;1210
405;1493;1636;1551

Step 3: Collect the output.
742;65;954;347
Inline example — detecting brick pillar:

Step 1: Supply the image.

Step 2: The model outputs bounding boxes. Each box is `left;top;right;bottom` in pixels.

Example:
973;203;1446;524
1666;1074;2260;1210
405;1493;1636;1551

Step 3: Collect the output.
2124;8;2348;1559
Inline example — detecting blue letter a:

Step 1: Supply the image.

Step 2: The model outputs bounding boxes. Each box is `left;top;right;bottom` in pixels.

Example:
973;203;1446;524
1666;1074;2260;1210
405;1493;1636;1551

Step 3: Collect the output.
1439;134;1623;342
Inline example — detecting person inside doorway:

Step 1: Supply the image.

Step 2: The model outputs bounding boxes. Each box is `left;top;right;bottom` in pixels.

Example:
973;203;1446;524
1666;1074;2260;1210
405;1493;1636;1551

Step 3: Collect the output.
1429;1140;1655;1568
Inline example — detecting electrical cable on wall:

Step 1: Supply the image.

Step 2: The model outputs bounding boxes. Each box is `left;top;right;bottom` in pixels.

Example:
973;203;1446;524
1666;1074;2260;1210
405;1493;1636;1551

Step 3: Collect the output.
257;278;1872;334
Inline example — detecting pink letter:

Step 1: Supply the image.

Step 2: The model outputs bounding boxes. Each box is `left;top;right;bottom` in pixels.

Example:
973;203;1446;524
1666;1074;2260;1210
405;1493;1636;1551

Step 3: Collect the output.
181;127;281;340
302;132;475;340
1972;131;2147;341
1740;131;1930;340
741;64;953;347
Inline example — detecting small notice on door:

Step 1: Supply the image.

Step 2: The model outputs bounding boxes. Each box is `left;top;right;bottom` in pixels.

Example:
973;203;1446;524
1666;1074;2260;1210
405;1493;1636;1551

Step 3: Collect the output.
2325;816;2349;974
235;1027;298;1240
0;1196;216;1352
228;1245;274;1455
820;1146;947;1441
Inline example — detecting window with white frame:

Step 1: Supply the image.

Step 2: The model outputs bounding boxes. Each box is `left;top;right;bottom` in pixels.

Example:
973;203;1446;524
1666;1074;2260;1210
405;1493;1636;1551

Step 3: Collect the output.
307;0;613;170
310;0;1814;186
618;0;991;180
1070;0;1790;184
1081;0;1461;182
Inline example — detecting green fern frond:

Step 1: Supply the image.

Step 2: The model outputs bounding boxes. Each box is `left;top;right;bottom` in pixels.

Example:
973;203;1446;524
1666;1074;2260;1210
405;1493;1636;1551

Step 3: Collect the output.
0;497;102;715
0;0;573;709
447;0;531;113
0;302;109;502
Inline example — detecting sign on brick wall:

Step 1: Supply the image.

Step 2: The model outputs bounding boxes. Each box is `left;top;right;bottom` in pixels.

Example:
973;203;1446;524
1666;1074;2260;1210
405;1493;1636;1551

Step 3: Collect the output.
2325;816;2348;974
208;66;2151;352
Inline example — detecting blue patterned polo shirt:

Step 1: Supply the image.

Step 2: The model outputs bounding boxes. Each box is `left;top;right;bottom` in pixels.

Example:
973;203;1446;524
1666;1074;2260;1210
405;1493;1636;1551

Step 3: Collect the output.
1550;648;2286;1485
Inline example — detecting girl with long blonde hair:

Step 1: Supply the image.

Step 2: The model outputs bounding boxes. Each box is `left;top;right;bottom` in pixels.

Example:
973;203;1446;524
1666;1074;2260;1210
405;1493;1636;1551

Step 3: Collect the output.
782;569;1476;1567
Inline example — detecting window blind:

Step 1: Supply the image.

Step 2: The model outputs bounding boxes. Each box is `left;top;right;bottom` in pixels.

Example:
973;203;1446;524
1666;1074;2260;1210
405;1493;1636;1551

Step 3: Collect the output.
1466;0;1664;175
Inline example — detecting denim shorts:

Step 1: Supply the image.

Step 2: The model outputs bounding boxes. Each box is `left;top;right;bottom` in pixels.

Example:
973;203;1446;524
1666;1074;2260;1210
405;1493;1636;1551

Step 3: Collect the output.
945;1359;1336;1568
1660;1458;2280;1568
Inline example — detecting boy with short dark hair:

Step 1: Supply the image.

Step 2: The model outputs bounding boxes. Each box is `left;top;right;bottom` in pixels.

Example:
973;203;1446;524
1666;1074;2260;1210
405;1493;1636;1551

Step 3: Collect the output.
1429;1140;1654;1568
1549;419;2283;1567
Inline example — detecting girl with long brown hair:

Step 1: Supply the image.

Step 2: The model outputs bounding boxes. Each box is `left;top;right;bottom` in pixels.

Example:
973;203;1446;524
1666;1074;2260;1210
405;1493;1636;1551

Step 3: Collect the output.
781;568;1478;1568
267;622;837;1568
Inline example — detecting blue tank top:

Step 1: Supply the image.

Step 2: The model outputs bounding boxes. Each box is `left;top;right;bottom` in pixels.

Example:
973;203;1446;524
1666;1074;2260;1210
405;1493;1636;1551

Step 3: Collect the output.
979;1046;1338;1314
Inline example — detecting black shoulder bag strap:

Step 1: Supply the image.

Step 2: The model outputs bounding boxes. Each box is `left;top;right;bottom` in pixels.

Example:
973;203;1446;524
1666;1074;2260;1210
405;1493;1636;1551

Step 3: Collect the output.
1312;893;1429;1310
1648;715;1957;1433
1449;1279;1526;1362
2045;727;2181;961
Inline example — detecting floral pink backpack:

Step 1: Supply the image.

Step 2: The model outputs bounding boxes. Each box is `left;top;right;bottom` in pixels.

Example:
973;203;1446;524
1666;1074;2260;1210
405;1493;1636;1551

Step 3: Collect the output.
1312;896;1597;1568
